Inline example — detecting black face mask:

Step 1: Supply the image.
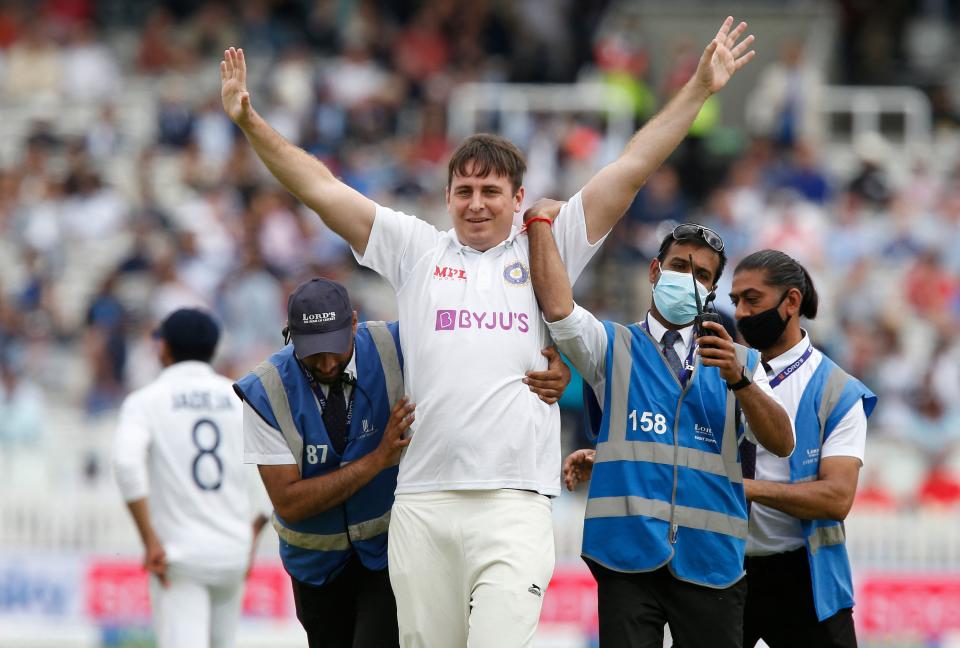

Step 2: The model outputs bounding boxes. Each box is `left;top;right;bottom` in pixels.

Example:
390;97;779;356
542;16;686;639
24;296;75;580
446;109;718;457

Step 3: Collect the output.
736;291;790;350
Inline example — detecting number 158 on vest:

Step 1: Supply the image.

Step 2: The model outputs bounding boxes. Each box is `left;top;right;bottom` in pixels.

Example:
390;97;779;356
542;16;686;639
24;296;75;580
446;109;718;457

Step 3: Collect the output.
628;410;668;435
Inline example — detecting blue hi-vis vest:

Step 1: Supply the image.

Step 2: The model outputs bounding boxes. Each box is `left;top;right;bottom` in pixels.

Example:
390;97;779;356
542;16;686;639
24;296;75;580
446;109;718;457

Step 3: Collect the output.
234;321;403;587
788;353;876;621
583;321;760;588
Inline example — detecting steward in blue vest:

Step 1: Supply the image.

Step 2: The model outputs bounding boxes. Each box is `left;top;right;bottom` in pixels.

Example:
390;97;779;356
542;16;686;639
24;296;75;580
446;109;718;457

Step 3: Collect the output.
528;220;795;648
235;278;414;648
733;250;876;648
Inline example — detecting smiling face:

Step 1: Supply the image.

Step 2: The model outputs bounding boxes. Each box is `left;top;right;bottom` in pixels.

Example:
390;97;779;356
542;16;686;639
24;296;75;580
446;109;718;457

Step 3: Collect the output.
445;162;524;252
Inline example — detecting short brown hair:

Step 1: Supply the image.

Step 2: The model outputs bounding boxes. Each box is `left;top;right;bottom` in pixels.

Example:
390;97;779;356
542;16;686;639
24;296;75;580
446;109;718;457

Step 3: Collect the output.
447;133;526;192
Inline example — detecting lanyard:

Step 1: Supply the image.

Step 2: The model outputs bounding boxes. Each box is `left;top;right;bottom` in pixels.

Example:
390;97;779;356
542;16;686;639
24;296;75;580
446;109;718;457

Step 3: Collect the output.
298;360;355;428
768;346;813;389
641;316;697;384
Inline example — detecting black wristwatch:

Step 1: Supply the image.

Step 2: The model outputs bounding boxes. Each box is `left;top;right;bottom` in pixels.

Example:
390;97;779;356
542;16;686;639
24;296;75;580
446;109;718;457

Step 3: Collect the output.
727;367;752;392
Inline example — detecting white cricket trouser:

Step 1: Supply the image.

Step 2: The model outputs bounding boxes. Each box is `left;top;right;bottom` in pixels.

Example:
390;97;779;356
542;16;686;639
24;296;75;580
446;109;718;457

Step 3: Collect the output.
388;489;555;648
149;567;246;648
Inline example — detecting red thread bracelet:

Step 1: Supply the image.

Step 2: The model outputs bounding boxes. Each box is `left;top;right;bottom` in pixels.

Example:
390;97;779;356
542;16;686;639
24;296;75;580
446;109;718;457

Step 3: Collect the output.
523;216;554;229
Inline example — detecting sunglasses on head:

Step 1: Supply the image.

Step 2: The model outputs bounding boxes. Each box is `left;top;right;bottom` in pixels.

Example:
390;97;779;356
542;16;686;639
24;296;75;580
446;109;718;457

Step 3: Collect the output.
672;223;724;253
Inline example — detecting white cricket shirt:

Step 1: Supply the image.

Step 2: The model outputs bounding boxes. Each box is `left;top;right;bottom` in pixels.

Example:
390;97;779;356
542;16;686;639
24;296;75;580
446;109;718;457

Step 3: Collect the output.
746;332;867;556
354;191;603;496
113;361;253;576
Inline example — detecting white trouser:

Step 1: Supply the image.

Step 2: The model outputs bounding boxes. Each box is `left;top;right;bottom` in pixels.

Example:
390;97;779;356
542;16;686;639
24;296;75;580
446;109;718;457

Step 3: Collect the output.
388;489;555;648
149;567;245;648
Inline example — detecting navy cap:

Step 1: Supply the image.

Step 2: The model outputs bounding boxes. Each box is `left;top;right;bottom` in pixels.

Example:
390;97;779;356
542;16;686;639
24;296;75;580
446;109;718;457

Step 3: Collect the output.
153;308;221;362
286;278;353;357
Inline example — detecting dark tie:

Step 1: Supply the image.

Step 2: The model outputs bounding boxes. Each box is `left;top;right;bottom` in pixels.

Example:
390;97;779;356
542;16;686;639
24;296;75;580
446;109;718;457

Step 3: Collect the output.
740;437;757;480
323;379;348;456
661;329;685;382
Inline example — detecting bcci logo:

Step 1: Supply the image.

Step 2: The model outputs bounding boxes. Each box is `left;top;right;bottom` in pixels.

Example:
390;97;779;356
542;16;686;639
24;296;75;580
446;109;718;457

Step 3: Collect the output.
503;261;529;286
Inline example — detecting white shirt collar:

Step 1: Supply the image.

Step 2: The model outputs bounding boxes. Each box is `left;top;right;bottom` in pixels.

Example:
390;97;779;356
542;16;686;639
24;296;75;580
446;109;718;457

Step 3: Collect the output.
765;329;812;374
160;360;215;379
446;224;521;254
344;351;357;381
644;312;695;349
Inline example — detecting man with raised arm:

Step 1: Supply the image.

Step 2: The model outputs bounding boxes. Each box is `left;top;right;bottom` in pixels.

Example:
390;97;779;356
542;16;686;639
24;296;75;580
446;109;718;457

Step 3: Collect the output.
220;17;755;647
528;216;794;647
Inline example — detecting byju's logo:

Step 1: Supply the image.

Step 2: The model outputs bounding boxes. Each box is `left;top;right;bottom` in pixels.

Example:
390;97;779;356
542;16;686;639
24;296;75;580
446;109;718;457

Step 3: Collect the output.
434;265;467;281
434;309;530;333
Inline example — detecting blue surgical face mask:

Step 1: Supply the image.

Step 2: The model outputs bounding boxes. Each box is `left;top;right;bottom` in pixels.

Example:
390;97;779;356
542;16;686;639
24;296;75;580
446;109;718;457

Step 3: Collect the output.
652;262;712;326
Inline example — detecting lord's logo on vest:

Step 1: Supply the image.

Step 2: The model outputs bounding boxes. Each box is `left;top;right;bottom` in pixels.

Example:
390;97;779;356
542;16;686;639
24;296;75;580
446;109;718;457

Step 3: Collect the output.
694;423;716;445
356;418;378;440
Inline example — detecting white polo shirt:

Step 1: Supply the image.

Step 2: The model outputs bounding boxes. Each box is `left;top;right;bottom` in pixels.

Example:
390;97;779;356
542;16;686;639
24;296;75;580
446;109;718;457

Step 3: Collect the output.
112;361;253;578
354;191;602;496
747;332;867;556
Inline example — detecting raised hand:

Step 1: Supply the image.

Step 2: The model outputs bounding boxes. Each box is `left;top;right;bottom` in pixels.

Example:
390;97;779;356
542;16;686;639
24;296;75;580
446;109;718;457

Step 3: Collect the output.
695;16;756;95
220;47;253;126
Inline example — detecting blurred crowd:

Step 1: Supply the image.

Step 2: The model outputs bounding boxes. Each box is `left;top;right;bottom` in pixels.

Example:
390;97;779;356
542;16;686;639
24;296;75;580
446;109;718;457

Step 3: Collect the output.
1;0;959;509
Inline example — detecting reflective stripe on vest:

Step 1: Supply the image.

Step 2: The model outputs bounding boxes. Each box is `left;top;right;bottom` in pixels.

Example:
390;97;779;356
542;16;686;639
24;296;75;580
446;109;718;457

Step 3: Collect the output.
255;361;305;473
817;365;851;446
604;324;633;417
597;441;731;478
273;514;349;551
585;495;749;539
802;366;854;557
808;523;846;554
347;509;391;542
728;344;750;481
272;509;391;551
365;322;404;407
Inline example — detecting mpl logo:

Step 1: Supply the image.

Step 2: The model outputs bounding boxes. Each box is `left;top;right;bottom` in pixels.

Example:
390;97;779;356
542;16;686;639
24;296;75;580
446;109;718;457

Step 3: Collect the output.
435;309;530;333
434;265;467;281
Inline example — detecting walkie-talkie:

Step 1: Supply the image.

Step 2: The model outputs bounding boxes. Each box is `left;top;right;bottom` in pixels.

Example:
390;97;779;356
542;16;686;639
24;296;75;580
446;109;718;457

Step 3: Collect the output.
690;254;721;339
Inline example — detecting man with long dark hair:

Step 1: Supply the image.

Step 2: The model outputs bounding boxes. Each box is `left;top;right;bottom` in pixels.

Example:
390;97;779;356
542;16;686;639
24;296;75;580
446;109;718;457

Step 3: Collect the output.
731;250;876;648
